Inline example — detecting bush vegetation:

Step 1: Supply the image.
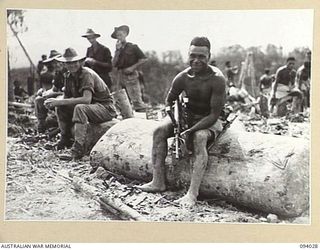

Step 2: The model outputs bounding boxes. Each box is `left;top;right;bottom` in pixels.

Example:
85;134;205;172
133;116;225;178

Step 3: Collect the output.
9;44;310;104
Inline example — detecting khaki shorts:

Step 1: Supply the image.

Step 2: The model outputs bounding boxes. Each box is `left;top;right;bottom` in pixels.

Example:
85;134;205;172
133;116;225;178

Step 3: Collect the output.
189;113;224;140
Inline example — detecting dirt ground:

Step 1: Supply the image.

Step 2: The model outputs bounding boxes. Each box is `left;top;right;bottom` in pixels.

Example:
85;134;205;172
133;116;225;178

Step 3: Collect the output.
5;107;310;223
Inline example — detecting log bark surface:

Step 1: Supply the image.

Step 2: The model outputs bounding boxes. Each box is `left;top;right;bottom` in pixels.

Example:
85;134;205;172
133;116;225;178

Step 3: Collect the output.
83;119;120;153
90;118;309;217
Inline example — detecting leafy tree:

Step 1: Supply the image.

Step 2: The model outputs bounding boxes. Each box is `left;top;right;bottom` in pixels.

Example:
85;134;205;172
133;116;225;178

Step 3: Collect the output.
289;47;310;67
141;44;312;104
215;44;246;69
141;51;185;105
7;10;28;34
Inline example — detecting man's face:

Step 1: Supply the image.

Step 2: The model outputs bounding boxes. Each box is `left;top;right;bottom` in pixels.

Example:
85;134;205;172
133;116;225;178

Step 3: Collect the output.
306;52;311;62
86;35;97;45
287;60;295;70
65;61;81;74
115;30;127;42
188;45;210;73
52;61;63;71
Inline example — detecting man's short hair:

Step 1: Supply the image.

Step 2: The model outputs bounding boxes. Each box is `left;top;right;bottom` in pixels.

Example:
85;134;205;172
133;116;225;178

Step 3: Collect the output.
210;60;217;66
287;57;295;62
265;68;270;74
225;61;231;67
190;37;211;51
304;61;311;69
13;80;20;86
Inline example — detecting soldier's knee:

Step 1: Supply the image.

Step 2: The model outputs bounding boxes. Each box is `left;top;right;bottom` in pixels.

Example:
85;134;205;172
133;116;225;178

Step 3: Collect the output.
74;104;87;112
193;130;209;143
153;126;166;139
193;130;210;151
34;96;44;104
153;123;172;140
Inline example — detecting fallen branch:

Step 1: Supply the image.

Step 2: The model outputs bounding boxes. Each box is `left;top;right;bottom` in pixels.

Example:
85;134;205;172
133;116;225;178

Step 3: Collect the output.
99;196;146;221
8;101;33;108
71;176;147;221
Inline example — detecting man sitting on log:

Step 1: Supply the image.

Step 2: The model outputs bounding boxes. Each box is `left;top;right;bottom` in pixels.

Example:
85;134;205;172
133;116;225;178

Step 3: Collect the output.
13;80;28;102
138;37;226;207
44;48;117;160
35;50;65;133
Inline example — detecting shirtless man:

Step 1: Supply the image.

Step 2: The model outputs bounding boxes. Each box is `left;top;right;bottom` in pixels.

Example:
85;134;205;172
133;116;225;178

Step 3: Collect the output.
270;57;300;116
259;68;273;95
294;50;311;111
138;37;226;207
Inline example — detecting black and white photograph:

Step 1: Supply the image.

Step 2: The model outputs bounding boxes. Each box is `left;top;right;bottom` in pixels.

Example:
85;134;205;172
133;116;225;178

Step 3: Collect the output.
6;9;312;224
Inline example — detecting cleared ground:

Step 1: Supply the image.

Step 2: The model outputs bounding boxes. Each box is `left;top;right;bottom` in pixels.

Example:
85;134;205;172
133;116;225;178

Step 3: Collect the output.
5;109;310;223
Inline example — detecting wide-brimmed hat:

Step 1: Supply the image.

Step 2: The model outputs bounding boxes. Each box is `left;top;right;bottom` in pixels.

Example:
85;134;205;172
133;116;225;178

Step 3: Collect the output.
111;25;129;39
43;50;61;63
56;48;86;63
81;28;101;38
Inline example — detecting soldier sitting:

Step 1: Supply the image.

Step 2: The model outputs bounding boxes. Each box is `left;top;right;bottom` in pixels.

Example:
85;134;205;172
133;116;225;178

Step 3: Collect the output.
44;48;117;160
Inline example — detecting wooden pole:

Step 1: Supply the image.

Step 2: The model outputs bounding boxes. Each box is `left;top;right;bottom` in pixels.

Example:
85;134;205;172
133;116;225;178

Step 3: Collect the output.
8;101;33;108
248;53;257;97
8;21;36;71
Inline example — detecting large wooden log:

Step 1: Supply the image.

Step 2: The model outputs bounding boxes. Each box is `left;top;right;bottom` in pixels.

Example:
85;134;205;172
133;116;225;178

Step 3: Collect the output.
90;118;309;217
82;119;120;153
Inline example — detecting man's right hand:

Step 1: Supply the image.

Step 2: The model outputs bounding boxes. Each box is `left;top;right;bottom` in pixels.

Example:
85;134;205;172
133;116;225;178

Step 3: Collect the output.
36;88;44;97
270;96;277;106
85;57;96;66
116;40;122;50
180;128;193;155
180;128;192;141
44;98;60;108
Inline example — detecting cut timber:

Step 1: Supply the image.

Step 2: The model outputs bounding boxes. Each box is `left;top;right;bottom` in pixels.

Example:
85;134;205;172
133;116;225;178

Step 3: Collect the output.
72;176;146;221
90;118;309;217
8;101;33;108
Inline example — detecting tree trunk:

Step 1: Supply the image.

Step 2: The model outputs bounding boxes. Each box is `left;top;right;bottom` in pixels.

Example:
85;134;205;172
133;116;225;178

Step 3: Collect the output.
90;118;309;218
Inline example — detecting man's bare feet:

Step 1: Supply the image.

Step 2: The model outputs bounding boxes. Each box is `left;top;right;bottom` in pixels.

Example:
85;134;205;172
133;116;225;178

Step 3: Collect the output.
136;181;166;193
175;194;197;208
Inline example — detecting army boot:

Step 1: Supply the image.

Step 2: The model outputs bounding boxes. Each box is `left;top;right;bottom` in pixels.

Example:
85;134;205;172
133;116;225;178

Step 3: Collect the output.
71;122;88;160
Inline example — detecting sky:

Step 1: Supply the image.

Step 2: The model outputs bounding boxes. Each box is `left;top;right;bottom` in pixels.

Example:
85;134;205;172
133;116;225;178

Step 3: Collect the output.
7;9;314;69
